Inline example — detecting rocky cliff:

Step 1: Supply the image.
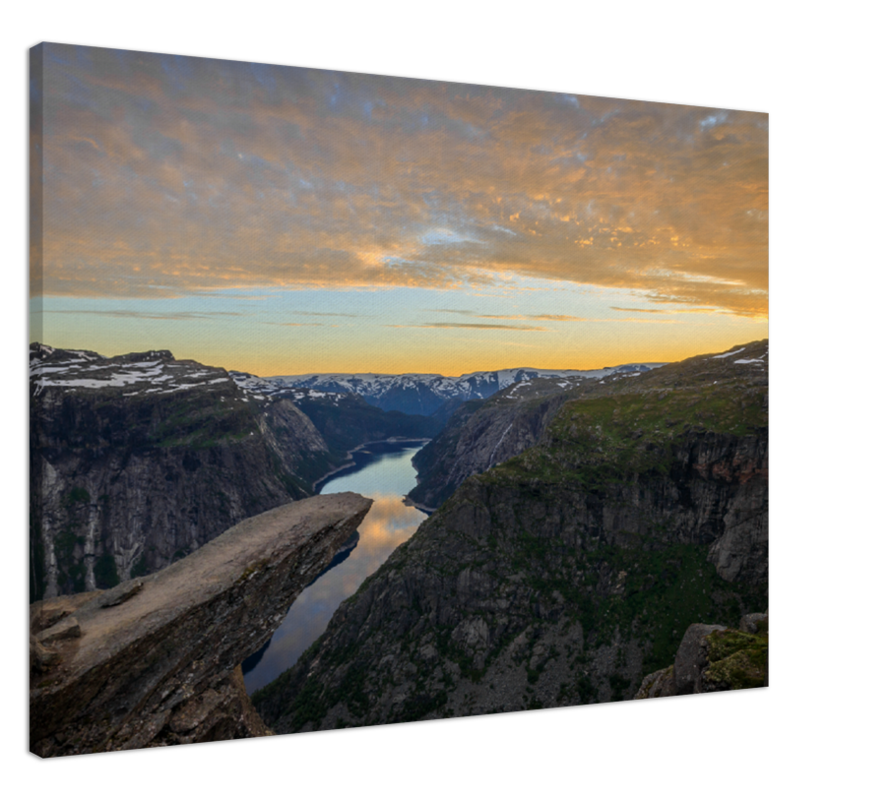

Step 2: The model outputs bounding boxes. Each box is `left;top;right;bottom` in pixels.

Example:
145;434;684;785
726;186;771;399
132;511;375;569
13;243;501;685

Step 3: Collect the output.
407;365;662;510
407;388;568;510
30;344;339;600
29;493;372;757
252;341;768;732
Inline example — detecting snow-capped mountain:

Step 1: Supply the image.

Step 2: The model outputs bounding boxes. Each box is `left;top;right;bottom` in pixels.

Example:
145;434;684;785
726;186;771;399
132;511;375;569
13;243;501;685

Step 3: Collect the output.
30;344;236;399
28;343;340;600
263;364;664;416
229;371;346;405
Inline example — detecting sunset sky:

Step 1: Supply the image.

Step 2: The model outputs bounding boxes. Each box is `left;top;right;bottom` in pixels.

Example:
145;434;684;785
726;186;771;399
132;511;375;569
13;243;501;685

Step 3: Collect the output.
30;42;768;377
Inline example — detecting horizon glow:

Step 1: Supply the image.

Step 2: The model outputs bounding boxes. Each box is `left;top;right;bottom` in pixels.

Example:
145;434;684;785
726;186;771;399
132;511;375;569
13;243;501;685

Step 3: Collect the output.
30;44;768;376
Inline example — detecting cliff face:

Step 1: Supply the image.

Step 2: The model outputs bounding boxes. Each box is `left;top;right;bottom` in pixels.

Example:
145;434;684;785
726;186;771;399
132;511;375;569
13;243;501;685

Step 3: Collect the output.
407;366;661;510
29;493;372;757
252;341;768;732
30;345;338;600
407;393;564;510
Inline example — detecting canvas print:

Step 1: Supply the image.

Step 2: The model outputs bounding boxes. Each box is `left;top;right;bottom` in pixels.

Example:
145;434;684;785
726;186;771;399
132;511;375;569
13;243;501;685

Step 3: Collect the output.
29;42;768;757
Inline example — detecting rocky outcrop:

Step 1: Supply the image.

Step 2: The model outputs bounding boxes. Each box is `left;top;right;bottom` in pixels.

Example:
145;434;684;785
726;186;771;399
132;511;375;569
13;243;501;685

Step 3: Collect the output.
635;613;768;699
29;492;371;757
30;345;341;600
252;342;769;733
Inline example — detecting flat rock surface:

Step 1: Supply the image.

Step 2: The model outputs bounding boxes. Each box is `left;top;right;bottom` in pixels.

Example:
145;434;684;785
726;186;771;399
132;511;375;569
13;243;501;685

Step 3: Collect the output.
50;494;368;676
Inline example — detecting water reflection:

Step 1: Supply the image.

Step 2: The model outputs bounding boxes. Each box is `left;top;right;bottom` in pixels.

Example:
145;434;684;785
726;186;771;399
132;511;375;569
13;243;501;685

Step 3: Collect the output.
242;441;427;694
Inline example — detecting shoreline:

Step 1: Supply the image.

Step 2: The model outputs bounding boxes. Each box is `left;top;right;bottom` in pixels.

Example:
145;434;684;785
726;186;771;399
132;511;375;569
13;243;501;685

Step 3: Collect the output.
402;496;437;514
312;437;431;493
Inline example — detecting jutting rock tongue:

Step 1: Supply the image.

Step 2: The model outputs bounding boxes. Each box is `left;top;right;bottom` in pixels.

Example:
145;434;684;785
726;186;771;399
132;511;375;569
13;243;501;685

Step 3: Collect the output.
29;492;372;757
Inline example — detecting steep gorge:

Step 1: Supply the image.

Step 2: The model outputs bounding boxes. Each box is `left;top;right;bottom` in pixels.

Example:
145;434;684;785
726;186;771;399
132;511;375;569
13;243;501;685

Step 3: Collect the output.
253;341;768;731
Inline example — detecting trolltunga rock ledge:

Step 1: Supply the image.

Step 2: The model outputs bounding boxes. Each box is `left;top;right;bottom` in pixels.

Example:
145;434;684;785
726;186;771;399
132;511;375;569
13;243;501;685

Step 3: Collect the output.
30;492;372;757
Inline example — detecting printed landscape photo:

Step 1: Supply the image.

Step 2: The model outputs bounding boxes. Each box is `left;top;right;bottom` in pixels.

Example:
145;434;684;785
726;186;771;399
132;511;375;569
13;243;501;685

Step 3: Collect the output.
29;42;768;756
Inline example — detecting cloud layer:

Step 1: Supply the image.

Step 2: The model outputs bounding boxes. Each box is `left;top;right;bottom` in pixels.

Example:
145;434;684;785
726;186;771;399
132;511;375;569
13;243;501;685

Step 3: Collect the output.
32;44;768;318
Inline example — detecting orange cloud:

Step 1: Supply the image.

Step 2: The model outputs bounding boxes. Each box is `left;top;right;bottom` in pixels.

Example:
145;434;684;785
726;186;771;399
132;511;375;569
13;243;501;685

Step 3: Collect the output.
33;44;768;318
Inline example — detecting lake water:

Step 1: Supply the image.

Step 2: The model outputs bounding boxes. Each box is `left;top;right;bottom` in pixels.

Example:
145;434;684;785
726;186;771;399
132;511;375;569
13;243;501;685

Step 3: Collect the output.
242;440;428;694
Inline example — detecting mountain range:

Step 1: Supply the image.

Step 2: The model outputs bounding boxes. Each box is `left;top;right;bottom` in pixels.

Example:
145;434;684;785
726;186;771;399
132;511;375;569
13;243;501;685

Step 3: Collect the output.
30;338;768;753
263;364;664;416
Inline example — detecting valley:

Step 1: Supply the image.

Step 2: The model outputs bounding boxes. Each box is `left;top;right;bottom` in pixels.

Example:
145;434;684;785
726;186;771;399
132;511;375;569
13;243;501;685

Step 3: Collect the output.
30;338;768;752
29;345;438;601
242;440;429;694
251;340;768;730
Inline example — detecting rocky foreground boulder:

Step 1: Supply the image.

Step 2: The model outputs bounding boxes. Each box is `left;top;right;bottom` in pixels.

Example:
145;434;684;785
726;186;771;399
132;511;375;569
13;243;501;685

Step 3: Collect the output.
635;612;768;699
29;492;371;757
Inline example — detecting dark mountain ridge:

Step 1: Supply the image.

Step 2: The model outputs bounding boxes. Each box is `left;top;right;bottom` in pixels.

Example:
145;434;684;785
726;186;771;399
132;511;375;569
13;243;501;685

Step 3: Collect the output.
30;344;338;601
